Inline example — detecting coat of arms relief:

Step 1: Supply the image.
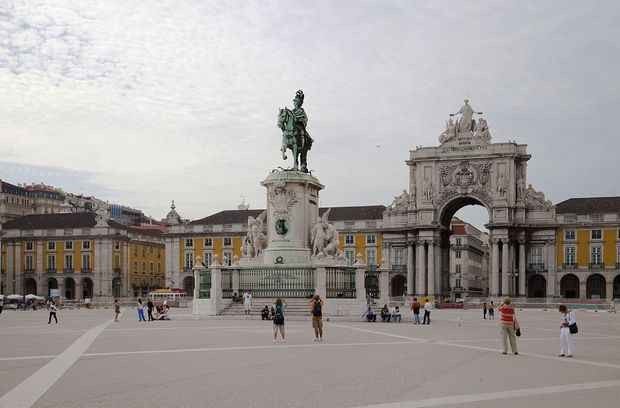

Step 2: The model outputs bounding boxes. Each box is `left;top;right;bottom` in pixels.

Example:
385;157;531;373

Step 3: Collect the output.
436;161;492;207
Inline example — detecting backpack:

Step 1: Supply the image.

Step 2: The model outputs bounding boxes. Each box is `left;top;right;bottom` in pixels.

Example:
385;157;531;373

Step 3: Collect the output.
274;304;284;325
312;301;322;317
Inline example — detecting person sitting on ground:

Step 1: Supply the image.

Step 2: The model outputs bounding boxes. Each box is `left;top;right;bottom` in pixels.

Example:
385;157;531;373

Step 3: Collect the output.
261;305;270;320
270;305;276;319
158;304;171;320
380;304;391;322
364;305;377;322
392;306;402;322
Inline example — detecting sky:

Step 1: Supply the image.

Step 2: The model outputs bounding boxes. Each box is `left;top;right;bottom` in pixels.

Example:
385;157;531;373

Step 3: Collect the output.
1;0;619;229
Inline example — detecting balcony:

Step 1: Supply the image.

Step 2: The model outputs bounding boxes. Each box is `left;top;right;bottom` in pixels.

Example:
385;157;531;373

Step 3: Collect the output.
391;264;407;273
63;268;74;274
527;263;546;272
46;268;57;274
81;268;92;273
562;263;577;270
589;263;604;270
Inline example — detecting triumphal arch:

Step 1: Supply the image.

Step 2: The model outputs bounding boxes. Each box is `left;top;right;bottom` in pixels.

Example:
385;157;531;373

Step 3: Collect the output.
382;99;556;299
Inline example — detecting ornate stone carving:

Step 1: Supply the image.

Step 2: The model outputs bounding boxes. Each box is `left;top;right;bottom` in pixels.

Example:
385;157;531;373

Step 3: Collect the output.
434;160;493;209
438;99;491;146
242;211;267;258
268;182;298;220
388;190;411;211
311;209;341;258
474;117;491;143
423;178;433;202
496;171;507;198
524;184;553;210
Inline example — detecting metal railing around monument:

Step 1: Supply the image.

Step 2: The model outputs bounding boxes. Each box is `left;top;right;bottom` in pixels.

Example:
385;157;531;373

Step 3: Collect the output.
199;270;211;299
326;267;356;298
221;269;233;298
238;267;315;298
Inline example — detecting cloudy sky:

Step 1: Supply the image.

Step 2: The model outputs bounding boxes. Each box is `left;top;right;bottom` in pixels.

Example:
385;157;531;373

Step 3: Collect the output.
1;1;619;228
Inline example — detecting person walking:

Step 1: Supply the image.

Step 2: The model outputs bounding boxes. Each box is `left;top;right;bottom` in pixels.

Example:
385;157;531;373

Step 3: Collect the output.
482;302;488;319
411;297;421;324
243;291;252;316
559;305;576;357
48;301;58;324
114;299;121;322
488;301;495;320
422;298;432;325
273;298;286;343
137;298;146;322
147;299;154;321
310;295;324;342
498;297;519;355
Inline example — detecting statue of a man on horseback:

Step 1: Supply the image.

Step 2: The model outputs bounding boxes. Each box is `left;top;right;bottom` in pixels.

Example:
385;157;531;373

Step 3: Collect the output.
277;89;313;172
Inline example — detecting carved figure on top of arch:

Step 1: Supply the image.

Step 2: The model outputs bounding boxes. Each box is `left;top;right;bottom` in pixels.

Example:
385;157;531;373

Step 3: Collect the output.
388;189;412;212
516;164;526;201
423;178;433;202
474;117;491;143
452;99;476;133
439;117;457;144
496;171;507;197
524;184;553;211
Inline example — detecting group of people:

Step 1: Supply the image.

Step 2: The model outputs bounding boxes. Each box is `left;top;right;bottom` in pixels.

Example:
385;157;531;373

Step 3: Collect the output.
133;298;170;322
362;298;432;324
264;294;325;343
482;301;496;319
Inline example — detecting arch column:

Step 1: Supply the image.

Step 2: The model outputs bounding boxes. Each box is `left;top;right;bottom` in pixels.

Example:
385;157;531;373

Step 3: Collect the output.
501;240;510;296
406;240;415;296
518;240;526;297
491;239;500;296
546;240;556;298
427;241;435;296
416;242;426;296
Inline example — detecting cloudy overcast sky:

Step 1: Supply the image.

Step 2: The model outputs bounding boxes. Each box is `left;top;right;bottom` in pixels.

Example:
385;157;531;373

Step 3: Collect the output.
1;0;619;228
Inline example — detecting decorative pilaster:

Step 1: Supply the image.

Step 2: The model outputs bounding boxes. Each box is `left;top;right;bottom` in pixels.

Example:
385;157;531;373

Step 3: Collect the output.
491;239;500;297
546;240;556;298
501;240;510;296
518;240;526;297
192;260;203;316
427;241;435;296
406;242;415;296
416;242;426;296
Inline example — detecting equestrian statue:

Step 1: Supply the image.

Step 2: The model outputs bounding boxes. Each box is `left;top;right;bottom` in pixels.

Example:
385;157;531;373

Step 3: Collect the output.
277;89;313;172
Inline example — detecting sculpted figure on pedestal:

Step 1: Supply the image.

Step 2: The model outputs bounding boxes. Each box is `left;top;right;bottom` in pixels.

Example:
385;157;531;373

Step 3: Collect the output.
474;117;491;143
242;211;267;257
451;99;476;133
389;190;411;211
277;90;314;172
311;209;341;258
439;117;457;144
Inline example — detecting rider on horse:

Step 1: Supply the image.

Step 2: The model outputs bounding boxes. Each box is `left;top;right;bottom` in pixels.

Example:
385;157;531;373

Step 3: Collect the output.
279;90;313;172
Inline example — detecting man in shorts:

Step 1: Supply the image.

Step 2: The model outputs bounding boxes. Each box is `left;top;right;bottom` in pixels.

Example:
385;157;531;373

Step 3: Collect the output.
310;295;324;342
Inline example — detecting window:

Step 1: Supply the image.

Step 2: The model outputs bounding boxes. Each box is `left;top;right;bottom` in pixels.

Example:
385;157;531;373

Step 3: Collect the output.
133;262;138;273
204;238;212;247
114;241;120;250
565;247;576;265
366;234;376;245
82;253;91;270
591;246;602;265
113;254;120;269
82;240;91;250
456;264;461;274
25;241;34;251
456;238;462;246
65;241;73;250
185;239;193;248
47;254;56;271
150;262;154;273
366;248;376;266
591;230;602;240
393;247;404;265
223;237;232;247
455;249;462;259
48;241;56;251
345;234;355;245
223;251;232;266
203;252;212;266
142;247;146;257
184;252;194;269
564;230;575;241
142;262;146;273
25;254;34;271
157;263;161;274
345;249;355;266
65;254;73;270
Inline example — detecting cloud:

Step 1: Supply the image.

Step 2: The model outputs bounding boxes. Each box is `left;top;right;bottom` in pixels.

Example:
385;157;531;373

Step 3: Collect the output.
0;0;619;231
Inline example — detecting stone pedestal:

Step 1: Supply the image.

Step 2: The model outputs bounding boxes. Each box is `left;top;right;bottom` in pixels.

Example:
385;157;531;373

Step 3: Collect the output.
261;170;323;265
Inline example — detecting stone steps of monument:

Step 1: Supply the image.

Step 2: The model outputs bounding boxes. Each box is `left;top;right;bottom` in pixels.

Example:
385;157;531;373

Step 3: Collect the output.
221;298;313;316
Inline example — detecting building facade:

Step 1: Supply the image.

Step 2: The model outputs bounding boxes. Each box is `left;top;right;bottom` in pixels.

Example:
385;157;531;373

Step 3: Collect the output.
448;218;490;301
0;181;67;224
0;213;165;299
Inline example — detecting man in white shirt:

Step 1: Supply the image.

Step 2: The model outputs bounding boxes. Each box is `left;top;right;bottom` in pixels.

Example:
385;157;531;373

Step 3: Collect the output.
243;291;252;315
423;299;432;325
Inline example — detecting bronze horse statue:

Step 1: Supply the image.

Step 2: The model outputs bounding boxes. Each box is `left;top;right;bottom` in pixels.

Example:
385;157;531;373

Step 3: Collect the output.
277;107;312;172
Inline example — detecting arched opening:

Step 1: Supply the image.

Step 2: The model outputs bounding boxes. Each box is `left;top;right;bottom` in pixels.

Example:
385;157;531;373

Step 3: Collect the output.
560;274;579;299
112;277;122;299
390;274;406;297
528;274;546;298
64;278;75;300
586;274;606;299
47;278;58;298
24;278;37;295
183;276;194;295
439;196;491;300
81;278;93;299
365;272;379;300
614;275;620;300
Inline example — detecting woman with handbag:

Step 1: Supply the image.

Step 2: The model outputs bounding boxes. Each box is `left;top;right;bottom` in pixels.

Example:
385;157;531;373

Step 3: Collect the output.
559;305;576;357
498;297;519;355
273;298;286;343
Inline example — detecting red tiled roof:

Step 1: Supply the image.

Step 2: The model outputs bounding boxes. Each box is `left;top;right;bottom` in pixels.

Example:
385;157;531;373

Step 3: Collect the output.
555;197;620;215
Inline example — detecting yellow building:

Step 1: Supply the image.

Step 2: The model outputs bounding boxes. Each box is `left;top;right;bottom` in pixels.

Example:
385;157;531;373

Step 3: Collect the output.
555;197;620;300
0;213;164;300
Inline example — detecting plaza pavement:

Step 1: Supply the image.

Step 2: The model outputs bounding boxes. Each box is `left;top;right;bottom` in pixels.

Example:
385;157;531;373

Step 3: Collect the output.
0;306;619;408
